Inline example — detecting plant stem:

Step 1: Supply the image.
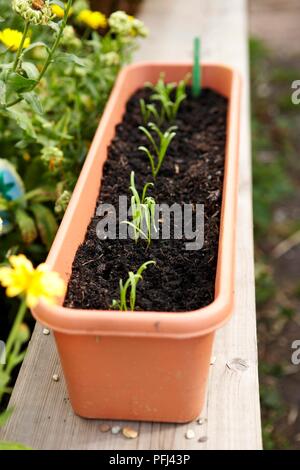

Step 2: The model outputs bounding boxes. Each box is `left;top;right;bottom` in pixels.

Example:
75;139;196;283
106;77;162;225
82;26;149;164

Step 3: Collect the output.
37;0;73;83
0;299;27;402
4;299;27;359
5;0;73;109
12;20;30;73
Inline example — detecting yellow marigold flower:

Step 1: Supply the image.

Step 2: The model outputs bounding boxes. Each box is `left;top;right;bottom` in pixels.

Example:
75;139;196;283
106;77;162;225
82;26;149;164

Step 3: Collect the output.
0;254;66;308
0;28;30;52
77;9;107;29
51;4;64;17
51;4;73;18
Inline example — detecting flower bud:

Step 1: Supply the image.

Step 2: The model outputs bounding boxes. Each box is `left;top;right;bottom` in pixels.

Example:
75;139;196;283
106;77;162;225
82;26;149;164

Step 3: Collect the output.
12;0;52;26
55;190;71;214
41;146;64;170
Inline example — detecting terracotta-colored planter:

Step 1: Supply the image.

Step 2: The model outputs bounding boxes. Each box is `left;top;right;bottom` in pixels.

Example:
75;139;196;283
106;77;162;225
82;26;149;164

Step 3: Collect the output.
32;63;241;423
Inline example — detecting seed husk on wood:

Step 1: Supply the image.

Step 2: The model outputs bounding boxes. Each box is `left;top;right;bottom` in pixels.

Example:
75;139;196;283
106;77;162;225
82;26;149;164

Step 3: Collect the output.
122;426;138;439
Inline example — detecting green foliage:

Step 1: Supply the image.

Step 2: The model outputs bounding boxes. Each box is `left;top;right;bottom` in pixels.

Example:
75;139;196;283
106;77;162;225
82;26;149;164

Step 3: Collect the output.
146;75;187;122
112;261;156;311
278;305;296;320
0;408;13;427
0;441;32;450
255;261;275;306
138;122;177;178
0;0;146;252
123;171;156;245
0;300;28;403
1;186;57;248
139;98;161;126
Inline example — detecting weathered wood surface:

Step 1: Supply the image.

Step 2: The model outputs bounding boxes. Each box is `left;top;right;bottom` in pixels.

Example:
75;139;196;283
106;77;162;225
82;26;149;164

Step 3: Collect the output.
0;0;262;449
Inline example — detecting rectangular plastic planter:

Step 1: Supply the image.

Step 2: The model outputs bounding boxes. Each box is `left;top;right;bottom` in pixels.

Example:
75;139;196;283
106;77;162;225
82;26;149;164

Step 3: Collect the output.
32;63;241;423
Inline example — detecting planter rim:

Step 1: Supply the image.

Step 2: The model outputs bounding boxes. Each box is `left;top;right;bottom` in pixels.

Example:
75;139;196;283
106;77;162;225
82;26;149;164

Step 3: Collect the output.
33;61;242;339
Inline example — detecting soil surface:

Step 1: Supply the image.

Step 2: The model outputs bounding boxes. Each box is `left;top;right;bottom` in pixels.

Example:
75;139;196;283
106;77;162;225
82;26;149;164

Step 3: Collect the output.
64;87;228;311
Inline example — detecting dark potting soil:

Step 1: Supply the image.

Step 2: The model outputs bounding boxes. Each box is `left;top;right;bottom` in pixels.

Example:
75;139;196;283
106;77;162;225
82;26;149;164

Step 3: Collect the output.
64;87;228;312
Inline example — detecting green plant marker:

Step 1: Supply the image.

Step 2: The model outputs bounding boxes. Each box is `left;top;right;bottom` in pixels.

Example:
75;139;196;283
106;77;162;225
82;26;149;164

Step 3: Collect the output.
192;37;201;97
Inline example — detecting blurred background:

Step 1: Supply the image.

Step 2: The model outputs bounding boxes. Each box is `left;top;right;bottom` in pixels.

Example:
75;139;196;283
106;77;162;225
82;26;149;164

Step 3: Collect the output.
249;0;300;450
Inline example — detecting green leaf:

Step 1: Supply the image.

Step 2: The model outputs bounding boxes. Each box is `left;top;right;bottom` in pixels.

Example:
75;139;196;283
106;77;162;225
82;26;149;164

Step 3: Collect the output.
48;21;60;33
22;91;43;115
0;441;32;450
0;16;4;23
0;370;10;390
21;62;39;80
15;207;38;244
54;53;85;67
0;62;13;71
7;73;36;93
0;195;9;211
25;187;56;203
6;108;36;139
0;408;13;428
22;41;50;55
0;79;6;105
30;203;58;249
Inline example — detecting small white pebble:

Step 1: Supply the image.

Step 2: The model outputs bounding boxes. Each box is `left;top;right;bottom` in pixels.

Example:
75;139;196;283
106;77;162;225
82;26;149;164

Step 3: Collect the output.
185;429;195;440
197;417;205;425
43;328;50;335
52;374;59;382
111;425;121;435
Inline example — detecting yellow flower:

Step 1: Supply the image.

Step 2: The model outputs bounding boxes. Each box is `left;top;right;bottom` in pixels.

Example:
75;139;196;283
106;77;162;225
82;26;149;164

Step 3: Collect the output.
0;28;30;52
51;4;73;18
0;254;66;308
77;9;107;29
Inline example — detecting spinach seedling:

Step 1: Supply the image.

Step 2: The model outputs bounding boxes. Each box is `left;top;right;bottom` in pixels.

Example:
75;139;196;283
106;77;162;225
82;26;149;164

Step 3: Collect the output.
112;261;156;311
123;171;157;244
138;122;177;179
139;98;162;126
147;75;187;122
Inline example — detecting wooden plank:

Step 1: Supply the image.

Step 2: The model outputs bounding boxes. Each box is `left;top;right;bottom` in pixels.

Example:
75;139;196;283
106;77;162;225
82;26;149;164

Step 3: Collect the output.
0;0;262;450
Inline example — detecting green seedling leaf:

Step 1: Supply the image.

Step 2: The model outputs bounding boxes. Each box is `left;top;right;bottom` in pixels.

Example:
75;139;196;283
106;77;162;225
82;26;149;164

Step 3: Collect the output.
113;261;156;311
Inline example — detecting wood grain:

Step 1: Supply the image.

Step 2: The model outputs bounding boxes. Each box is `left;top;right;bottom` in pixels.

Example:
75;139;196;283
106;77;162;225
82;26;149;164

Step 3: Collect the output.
0;0;262;450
